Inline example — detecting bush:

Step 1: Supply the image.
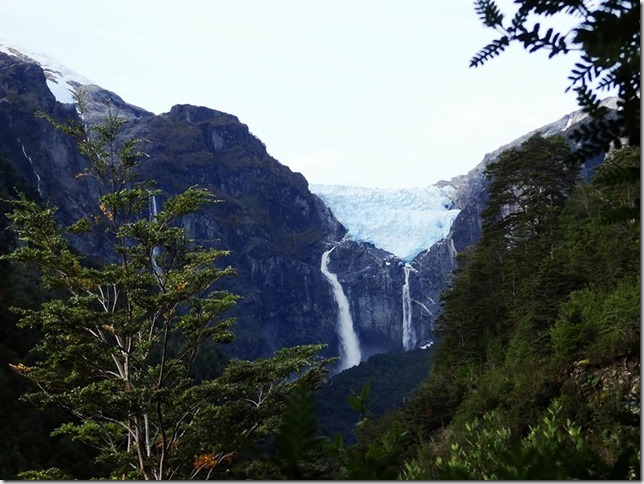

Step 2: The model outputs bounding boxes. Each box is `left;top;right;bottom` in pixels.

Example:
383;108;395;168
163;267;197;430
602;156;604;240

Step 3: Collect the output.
552;278;640;363
434;402;602;480
551;289;602;360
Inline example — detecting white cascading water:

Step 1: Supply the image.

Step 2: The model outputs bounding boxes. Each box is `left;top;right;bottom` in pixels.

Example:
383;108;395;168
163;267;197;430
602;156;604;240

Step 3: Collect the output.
448;238;458;263
18;138;42;196
149;194;159;220
402;264;417;350
148;195;163;278
320;247;361;370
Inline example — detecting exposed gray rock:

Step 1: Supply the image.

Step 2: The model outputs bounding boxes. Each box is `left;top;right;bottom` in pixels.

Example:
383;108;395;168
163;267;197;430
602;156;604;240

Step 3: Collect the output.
0;46;616;365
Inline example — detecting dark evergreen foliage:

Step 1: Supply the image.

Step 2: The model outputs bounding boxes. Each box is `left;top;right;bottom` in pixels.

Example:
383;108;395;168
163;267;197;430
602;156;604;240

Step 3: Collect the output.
390;141;640;479
472;0;640;161
1;2;640;475
3;102;331;480
0;155;106;479
315;347;432;443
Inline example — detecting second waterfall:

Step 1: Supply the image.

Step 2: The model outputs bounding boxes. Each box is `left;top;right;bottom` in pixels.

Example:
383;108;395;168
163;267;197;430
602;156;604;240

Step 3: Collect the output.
320;246;362;370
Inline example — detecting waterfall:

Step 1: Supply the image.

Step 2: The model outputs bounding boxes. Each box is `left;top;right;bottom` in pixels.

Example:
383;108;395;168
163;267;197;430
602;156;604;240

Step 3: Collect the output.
402;264;417;350
448;238;458;263
148;195;163;278
18;138;42;196
320;247;361;370
149;194;159;220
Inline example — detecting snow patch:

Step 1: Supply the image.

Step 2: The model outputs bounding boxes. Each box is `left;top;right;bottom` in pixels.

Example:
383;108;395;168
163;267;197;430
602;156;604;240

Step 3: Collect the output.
311;184;460;262
0;39;93;104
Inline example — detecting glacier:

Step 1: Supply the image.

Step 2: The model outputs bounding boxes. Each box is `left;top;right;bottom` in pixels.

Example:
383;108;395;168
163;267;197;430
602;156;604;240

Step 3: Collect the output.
0;40;93;104
311;184;460;262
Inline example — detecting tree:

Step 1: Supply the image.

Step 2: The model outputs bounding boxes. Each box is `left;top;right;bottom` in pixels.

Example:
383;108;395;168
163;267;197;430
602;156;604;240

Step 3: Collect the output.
434;134;577;358
396;143;640;480
472;0;640;160
4;100;329;479
482;134;577;243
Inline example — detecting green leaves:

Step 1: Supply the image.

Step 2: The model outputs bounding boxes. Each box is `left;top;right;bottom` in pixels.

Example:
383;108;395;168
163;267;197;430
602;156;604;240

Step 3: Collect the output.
400;139;639;479
18;467;74;480
435;402;600;480
483;133;577;243
347;381;371;421
158;186;218;222
272;386;319;479
7;100;335;479
551;278;640;362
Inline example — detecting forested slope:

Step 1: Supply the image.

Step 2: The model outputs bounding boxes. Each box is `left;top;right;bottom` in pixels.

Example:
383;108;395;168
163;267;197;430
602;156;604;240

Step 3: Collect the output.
384;137;640;479
0;0;638;476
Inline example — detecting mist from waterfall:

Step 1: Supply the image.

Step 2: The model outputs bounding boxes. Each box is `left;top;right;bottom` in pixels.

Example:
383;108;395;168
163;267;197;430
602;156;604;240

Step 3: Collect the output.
320;247;361;370
402;264;416;350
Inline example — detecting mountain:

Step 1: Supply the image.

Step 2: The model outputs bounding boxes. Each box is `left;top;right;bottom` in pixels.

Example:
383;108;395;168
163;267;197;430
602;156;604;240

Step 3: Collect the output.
0;42;614;369
0;43;406;367
309;99;613;352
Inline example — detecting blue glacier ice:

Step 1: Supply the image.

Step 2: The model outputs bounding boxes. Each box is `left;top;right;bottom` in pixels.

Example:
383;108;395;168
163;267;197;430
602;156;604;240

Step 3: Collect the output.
311;184;460;262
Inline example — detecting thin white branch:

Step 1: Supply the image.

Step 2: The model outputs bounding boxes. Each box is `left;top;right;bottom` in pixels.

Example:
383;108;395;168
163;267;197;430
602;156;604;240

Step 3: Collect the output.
111;354;126;379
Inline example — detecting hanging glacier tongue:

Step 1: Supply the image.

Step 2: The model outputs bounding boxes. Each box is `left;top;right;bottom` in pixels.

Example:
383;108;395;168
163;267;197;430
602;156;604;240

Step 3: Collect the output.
311;184;460;262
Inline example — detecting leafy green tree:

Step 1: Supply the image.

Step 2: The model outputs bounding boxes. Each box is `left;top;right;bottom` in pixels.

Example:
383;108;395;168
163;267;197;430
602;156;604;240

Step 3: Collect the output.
482;134;577;243
320;382;409;480
559;146;640;288
433;134;577;362
472;0;640;159
394;142;639;480
551;146;640;364
481;133;580;332
4;101;329;480
433;402;602;480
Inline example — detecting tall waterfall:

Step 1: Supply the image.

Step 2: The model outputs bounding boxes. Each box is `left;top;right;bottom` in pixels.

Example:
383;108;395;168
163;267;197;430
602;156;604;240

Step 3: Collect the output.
149;195;162;278
402;264;416;350
320;247;361;370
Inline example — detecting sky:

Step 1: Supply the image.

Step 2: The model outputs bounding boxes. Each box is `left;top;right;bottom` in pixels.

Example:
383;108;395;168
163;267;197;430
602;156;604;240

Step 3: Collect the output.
0;0;588;188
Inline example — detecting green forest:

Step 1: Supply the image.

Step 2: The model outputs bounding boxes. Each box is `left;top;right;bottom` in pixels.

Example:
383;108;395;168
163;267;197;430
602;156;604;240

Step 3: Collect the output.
0;0;640;479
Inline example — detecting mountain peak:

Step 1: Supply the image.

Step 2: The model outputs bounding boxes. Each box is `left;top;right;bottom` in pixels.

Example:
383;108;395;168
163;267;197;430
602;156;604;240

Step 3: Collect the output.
0;39;94;104
168;104;240;124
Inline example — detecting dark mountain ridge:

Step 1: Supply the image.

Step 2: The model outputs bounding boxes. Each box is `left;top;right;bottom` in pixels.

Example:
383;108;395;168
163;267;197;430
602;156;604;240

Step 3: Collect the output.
0;48;396;364
0;45;614;366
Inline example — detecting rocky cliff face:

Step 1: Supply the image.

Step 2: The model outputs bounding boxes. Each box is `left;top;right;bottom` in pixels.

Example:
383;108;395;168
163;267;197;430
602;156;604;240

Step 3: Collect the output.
0;45;612;366
400;100;613;341
324;240;406;357
0;47;401;364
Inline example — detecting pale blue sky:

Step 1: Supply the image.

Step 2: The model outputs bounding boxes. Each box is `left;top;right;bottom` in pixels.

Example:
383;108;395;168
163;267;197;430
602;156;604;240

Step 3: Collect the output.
0;0;586;187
